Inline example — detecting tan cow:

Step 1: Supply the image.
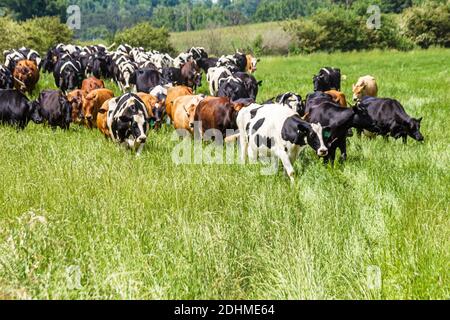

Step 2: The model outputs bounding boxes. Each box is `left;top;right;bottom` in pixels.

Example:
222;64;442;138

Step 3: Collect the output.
83;89;114;128
81;76;105;93
166;86;193;121
352;75;378;101
245;54;259;73
136;92;164;129
172;95;205;132
97;99;113;137
13;60;40;94
325;90;348;107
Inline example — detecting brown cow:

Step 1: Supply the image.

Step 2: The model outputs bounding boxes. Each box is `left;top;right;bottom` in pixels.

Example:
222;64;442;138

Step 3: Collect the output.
97;98;113;137
166;86;193;121
180;61;202;90
325;90;348;107
172;95;205;132
67;89;87;124
13;60;39;94
136;92;164;129
83;89;114;128
193;96;248;138
81;76;105;93
245;54;259;73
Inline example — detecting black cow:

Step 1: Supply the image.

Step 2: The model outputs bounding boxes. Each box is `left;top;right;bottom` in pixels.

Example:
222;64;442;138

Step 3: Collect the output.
357;96;424;143
304;92;335;116
197;57;219;73
53;56;84;93
313;67;341;92
131;68;164;93
161;67;182;85
305;101;378;163
34;90;72;130
85;52;109;78
233;72;262;101
0;65;14;89
0;89;42;129
217;76;249;102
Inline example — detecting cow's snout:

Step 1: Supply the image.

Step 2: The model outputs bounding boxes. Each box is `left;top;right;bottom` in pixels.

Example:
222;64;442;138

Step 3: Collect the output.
137;135;147;144
317;147;328;157
85;115;93;121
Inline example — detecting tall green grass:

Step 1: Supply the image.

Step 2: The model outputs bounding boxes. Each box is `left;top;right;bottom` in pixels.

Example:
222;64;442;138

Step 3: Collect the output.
0;49;449;299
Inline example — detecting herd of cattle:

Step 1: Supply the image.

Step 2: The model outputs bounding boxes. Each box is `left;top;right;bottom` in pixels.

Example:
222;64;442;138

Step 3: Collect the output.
0;44;424;180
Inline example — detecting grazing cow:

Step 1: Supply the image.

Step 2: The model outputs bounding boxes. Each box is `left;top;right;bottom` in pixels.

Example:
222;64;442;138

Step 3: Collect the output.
305;101;378;163
53;56;83;93
172;95;205;132
161;67;182;85
166;86;194;121
83;89;115;128
81;76;105;93
357;96;424;143
236;104;328;181
13;60;40;94
132;68;164;93
265;92;304;115
0;64;14;89
180;61;202;90
325;90;348;107
136;92;164;129
193;96;252;138
67;89;86;124
0;89;42;129
207;66;233;96
352;75;378;101
99;93;152;155
313;67;341;92
34;90;72;130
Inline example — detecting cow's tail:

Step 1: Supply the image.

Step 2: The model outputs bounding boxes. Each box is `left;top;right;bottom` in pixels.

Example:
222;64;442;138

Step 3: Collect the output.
224;133;240;143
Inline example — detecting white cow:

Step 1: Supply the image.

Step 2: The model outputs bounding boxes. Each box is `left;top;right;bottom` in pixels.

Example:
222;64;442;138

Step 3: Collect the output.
236;104;328;181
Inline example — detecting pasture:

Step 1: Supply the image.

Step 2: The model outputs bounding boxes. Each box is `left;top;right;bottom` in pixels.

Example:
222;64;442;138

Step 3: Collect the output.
0;49;449;299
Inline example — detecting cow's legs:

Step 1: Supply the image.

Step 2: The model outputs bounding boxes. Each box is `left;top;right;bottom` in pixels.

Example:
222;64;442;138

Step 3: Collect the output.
275;148;295;182
136;144;145;156
338;138;347;162
402;135;408;144
239;133;248;163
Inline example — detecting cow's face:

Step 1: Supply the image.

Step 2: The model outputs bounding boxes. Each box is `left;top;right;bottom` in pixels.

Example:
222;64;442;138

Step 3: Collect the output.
118;102;148;149
307;123;328;157
28;101;43;124
353;105;378;132
352;84;365;101
67;90;85;123
59;95;72;129
408;118;424;141
83;93;98;123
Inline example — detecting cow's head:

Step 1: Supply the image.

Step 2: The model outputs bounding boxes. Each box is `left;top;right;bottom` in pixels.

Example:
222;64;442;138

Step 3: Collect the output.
278;92;304;115
246;54;259;73
67;90;85;124
118;98;149;149
352;83;366;102
14;60;37;91
27;101;43;124
83;91;99;125
408;117;424;142
59;94;73;129
62;62;83;91
352;104;378;132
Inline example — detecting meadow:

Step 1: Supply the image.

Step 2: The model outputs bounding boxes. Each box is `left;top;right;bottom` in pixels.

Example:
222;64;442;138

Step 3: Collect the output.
0;49;449;299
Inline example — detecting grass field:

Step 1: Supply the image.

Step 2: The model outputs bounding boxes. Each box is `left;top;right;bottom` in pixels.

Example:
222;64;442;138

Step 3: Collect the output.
0;49;449;299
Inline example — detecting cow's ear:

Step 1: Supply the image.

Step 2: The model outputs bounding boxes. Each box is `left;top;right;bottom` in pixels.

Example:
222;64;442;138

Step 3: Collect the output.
418;117;423;123
257;80;263;87
322;126;332;140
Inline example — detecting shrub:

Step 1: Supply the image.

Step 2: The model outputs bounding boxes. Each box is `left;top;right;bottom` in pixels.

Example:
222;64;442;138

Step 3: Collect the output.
114;22;174;54
0;16;72;57
284;18;328;54
401;2;450;48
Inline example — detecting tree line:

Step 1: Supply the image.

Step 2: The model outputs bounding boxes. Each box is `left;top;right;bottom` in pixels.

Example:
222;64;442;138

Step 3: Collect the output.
0;0;432;40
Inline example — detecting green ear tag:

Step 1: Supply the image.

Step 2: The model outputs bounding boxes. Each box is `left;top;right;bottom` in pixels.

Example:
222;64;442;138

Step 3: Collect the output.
150;119;155;128
323;130;332;140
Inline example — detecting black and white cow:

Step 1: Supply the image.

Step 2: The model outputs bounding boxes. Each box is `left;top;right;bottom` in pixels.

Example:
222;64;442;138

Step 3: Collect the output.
207;66;233;96
313;67;341;92
188;47;208;62
34;90;72;130
0;64;14;89
217;76;249;101
4;47;41;71
173;52;193;69
53;55;84;93
131;68;165;93
116;59;138;92
0;89;43;129
236;103;328;181
265;92;304;115
357;96;424;143
233;72;262;100
102;93;152;155
305;101;378;163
